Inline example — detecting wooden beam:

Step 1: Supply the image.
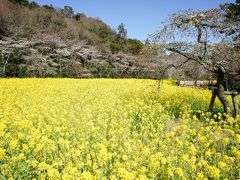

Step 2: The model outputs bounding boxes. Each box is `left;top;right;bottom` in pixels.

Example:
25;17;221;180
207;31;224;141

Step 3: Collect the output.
232;94;239;118
224;91;238;96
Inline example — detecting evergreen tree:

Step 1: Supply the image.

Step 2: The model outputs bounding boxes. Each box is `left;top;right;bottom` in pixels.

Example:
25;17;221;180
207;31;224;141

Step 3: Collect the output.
117;23;127;39
29;1;39;8
10;0;29;6
61;6;74;17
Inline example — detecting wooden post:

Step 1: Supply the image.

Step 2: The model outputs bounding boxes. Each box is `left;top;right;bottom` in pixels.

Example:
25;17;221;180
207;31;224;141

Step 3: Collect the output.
209;90;239;118
231;93;239;118
209;90;216;112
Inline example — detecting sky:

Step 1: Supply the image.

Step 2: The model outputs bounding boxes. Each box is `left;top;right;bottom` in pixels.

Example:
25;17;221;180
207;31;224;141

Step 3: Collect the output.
32;0;235;41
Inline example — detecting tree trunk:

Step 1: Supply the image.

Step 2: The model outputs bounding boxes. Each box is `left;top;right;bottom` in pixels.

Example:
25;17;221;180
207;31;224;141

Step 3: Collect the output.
3;63;6;76
216;67;231;115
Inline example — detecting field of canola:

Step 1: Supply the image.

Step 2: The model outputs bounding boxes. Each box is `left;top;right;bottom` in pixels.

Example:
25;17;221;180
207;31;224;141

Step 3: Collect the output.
0;79;239;179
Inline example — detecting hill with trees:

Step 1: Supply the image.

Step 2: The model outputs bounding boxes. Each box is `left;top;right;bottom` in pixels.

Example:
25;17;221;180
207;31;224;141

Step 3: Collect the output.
0;0;146;78
1;0;238;81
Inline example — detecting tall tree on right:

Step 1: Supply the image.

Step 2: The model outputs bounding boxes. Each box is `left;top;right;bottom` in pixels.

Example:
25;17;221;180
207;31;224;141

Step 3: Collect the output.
150;1;240;117
220;0;240;47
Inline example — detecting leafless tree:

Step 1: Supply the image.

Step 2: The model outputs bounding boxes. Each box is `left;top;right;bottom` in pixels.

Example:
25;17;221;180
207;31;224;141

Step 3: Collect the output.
150;8;240;116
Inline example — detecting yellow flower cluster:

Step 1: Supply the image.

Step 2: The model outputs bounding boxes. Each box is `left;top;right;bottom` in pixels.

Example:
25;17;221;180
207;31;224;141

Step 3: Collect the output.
0;78;239;179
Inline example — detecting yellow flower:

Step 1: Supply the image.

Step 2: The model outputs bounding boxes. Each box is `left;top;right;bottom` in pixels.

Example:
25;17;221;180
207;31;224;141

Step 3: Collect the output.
167;167;174;177
9;139;18;150
205;150;212;158
218;161;229;171
206;165;220;179
236;151;240;159
0;148;6;159
189;156;197;171
117;167;134;179
110;175;118;180
197;159;208;168
235;134;240;144
81;171;95;180
196;172;204;180
17;153;26;161
98;146;108;162
180;154;189;164
122;155;128;161
22;144;30;153
17;132;25;140
215;152;221;159
222;138;230;146
198;135;207;143
188;143;197;154
223;155;235;164
47;167;60;179
136;174;148;180
160;157;167;165
175;167;184;177
38;162;50;171
31;160;39;167
231;146;237;153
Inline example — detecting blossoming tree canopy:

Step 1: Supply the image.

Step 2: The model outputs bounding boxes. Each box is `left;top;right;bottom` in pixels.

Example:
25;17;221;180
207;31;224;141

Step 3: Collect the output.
150;2;240;116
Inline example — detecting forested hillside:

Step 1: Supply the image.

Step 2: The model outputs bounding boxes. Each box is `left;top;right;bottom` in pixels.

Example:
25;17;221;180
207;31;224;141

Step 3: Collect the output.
0;0;146;78
1;0;237;80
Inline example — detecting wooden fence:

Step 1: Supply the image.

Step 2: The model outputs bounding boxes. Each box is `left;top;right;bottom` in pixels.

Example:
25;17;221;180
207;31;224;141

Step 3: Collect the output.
177;80;217;87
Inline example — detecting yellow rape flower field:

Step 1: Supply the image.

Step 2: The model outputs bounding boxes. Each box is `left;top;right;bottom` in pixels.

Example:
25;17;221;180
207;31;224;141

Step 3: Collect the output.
0;78;239;179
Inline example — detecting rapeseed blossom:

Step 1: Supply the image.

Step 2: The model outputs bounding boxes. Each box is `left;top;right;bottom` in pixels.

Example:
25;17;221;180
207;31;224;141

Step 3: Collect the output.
0;79;239;179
